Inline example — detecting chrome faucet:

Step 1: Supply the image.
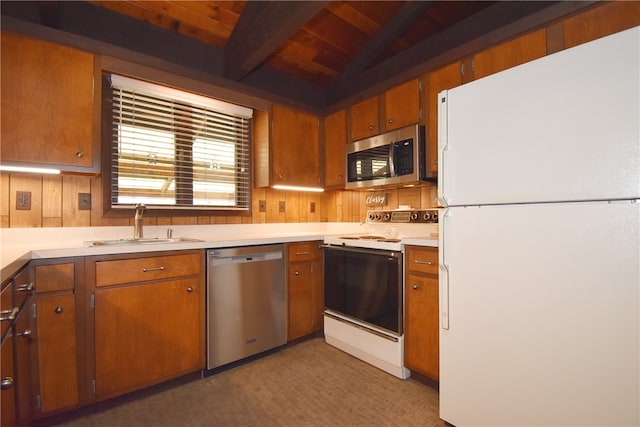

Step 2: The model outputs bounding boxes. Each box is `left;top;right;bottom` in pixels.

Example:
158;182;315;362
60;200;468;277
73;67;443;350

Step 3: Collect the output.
133;203;146;240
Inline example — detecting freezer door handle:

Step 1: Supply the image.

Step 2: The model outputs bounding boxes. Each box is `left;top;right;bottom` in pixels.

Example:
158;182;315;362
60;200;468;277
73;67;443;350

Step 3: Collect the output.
437;90;450;206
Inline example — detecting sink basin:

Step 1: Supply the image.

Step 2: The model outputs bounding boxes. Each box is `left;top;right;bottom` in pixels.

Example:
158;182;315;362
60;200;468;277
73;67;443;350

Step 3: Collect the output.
86;237;203;247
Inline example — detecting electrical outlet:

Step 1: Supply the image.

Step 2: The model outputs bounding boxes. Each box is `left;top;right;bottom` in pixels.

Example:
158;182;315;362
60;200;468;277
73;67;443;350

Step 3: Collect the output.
259;200;266;212
16;191;31;210
278;201;286;213
78;193;91;210
310;202;316;213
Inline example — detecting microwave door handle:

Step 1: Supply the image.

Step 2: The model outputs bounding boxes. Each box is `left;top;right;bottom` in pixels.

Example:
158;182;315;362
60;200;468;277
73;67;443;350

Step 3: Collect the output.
388;142;396;177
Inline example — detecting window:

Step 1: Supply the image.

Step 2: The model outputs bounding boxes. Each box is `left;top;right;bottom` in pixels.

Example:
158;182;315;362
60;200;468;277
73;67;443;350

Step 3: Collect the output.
104;74;253;213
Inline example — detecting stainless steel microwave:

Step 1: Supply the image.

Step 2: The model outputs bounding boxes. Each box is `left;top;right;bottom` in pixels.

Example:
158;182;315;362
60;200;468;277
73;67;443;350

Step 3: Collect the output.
345;124;428;189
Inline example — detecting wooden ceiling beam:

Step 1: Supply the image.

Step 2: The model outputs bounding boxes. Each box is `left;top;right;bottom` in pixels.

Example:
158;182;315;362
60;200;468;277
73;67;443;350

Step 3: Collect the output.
333;1;433;87
223;0;328;81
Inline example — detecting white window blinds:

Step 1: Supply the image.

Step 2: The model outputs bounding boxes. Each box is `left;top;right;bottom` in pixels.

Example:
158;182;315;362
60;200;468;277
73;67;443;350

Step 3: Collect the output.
107;74;252;211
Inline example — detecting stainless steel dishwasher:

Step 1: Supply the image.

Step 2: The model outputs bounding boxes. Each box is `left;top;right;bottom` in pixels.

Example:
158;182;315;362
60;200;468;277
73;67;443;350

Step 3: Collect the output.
206;244;286;370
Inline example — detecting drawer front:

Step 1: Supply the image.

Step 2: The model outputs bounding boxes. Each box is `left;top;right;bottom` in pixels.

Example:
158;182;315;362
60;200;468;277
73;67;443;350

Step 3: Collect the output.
406;247;439;275
287;242;320;262
0;283;13;338
96;253;201;287
35;263;75;293
13;268;33;308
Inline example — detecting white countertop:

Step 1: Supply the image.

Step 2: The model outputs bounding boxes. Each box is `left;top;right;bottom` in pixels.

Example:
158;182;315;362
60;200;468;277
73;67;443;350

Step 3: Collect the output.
1;222;439;273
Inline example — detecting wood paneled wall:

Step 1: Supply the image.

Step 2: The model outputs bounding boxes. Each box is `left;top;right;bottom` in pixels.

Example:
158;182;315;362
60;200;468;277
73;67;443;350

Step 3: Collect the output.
0;172;438;228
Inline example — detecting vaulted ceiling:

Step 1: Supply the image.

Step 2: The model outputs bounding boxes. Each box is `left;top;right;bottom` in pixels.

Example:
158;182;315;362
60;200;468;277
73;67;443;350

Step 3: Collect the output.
1;1;597;112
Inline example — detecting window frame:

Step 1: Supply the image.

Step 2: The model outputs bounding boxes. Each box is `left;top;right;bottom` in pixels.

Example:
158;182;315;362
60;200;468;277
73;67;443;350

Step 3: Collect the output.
101;73;254;218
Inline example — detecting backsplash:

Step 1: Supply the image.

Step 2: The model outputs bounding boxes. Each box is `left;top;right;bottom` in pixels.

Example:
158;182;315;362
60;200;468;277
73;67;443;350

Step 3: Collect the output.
0;173;438;228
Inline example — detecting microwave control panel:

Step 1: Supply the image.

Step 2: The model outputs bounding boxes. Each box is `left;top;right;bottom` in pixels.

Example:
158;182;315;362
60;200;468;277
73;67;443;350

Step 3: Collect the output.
366;209;438;224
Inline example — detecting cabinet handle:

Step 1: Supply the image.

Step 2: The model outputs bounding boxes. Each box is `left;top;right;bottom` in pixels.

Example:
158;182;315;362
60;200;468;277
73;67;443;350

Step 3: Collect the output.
388;118;394;124
16;282;35;292
414;260;434;265
142;266;165;272
15;329;32;338
295;251;309;256
294;271;300;276
1;377;14;390
54;306;63;314
368;125;374;130
186;287;194;293
412;284;420;290
76;151;85;158
0;307;19;321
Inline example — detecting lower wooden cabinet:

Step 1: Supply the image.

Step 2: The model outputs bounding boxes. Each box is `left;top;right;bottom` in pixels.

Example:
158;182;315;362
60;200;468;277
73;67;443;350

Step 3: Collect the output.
404;245;439;381
287;242;323;341
1;332;16;427
89;250;205;400
32;260;81;418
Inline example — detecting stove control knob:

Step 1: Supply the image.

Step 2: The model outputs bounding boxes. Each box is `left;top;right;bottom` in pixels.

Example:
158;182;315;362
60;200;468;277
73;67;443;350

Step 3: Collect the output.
423;212;431;221
431;212;438;222
384;213;391;221
374;213;381;221
368;212;376;221
410;212;419;221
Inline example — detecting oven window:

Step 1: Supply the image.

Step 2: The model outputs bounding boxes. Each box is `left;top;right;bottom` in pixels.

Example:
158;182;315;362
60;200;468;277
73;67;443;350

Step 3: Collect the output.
324;247;402;335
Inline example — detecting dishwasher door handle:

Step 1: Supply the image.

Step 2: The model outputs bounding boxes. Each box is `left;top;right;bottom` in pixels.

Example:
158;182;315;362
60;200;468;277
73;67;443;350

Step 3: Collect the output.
210;251;283;266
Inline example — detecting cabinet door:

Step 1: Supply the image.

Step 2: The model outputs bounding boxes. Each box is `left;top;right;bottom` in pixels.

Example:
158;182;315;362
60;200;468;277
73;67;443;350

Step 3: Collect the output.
324;110;347;189
36;294;79;413
1;334;16;427
288;262;323;341
562;1;640;49
271;105;320;187
383;79;420;131
425;62;462;177
1;32;96;171
473;29;547;80
405;274;439;381
94;278;202;398
14;301;34;426
350;96;379;141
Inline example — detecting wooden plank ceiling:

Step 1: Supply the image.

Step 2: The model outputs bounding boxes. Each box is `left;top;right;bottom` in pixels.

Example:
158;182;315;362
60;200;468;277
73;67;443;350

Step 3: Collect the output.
2;1;598;110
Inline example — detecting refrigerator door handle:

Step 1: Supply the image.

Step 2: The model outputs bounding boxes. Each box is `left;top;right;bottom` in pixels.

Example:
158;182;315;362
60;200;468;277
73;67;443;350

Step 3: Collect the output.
440;263;450;330
440;207;450;330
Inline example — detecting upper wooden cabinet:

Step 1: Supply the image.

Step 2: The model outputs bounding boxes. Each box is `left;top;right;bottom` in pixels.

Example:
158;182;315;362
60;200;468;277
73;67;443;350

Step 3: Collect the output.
349;79;420;141
1;31;98;173
324;110;347;189
473;29;547;80
349;96;379;141
561;1;640;49
424;62;463;177
383;79;420;132
254;105;321;189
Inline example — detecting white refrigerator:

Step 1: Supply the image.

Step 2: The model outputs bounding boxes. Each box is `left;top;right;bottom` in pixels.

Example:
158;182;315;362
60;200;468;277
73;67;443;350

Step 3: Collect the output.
437;26;639;426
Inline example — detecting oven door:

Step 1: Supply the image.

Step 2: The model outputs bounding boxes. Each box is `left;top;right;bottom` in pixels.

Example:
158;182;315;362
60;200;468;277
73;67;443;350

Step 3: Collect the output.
323;245;403;335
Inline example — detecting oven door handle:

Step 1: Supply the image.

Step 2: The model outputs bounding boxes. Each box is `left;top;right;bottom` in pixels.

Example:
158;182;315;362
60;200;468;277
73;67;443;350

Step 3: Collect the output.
320;244;402;258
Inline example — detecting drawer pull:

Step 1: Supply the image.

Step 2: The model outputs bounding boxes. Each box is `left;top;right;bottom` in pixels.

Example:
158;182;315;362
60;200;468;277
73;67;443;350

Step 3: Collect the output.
16;282;35;292
142;266;165;273
0;307;19;321
412;284;420;290
186;287;194;293
54;306;63;314
414;260;434;265
295;252;309;256
1;377;14;390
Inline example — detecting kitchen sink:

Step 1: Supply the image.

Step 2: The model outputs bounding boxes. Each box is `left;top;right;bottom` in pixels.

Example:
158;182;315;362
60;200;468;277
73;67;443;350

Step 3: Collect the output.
85;237;204;247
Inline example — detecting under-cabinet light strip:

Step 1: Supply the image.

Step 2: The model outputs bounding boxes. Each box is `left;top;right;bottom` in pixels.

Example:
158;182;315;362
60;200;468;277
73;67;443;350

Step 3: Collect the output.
272;185;324;193
0;165;61;174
